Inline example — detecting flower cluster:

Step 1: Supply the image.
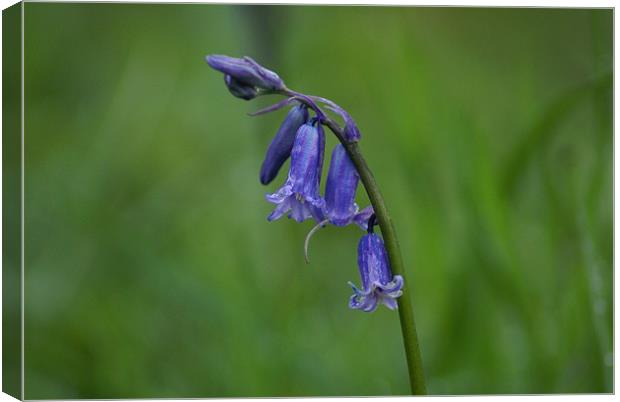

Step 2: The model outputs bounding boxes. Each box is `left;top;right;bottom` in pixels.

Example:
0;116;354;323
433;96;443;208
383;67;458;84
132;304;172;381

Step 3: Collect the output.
207;55;403;312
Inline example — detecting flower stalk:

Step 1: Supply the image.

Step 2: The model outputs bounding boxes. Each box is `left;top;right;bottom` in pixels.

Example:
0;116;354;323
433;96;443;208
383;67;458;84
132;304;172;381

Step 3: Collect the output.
206;55;427;395
347;141;427;395
280;89;427;394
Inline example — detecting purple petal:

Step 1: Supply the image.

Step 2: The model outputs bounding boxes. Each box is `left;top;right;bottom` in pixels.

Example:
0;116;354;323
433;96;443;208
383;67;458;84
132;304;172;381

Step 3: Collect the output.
358;233;392;286
349;280;380;312
324;144;359;226
243;56;285;90
363;297;379;312
267;198;292;221
288;123;322;200
264;123;325;223
349;294;362;309
265;184;293;203
349;233;403;312
381;297;398;310
357;234;381;290
382;275;404;294
288;199;314;222
349;292;379;313
316;123;326;182
353;206;375;230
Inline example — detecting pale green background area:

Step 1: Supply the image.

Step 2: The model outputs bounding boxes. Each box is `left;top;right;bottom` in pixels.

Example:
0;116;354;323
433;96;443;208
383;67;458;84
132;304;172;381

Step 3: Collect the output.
21;4;612;397
2;3;23;399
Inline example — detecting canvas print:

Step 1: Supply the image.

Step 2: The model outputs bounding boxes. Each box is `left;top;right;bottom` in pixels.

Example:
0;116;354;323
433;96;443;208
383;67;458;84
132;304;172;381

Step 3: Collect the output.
2;3;613;398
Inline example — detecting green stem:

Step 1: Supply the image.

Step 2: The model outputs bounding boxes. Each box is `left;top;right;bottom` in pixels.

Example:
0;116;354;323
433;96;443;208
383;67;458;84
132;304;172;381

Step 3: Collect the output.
279;89;427;394
345;141;427;395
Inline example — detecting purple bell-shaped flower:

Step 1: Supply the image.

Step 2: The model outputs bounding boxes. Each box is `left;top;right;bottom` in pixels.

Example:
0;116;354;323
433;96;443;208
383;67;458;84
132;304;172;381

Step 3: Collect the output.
323;144;374;229
349;230;404;312
265;121;325;223
324;144;359;225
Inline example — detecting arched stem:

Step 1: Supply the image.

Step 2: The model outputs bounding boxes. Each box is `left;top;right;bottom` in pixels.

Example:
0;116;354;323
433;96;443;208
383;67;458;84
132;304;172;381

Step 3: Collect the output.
343;142;427;395
280;88;427;395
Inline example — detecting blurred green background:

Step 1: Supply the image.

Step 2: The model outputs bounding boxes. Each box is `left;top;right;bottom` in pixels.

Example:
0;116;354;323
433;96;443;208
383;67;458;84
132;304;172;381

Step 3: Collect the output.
19;4;612;397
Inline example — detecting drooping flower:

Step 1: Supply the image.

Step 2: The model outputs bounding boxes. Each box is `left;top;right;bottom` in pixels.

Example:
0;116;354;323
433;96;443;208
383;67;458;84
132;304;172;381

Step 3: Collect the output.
266;121;325;222
349;232;404;312
206;55;285;92
260;104;309;185
321;144;374;228
324;144;360;225
208;54;407;317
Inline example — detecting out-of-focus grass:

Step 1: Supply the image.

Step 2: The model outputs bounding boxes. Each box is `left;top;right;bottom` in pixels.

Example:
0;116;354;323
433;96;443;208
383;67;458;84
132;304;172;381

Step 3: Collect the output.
20;4;612;397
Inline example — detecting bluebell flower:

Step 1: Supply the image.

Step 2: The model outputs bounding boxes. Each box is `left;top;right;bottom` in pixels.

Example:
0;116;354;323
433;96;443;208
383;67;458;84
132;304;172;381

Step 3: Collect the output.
266;122;325;222
260;105;309;185
349;232;404;312
206;55;285;92
324;144;360;225
323;144;374;228
208;55;407;316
